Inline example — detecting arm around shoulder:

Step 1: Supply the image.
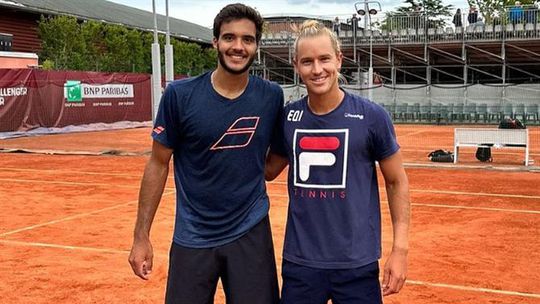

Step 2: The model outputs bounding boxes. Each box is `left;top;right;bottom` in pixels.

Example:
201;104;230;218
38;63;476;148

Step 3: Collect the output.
265;152;288;181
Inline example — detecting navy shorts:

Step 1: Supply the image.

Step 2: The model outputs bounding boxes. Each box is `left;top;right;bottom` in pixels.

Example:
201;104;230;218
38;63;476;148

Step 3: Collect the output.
281;259;382;304
165;216;279;304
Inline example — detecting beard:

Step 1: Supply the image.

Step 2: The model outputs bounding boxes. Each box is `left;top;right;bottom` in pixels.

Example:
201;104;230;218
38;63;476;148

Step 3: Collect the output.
217;48;256;75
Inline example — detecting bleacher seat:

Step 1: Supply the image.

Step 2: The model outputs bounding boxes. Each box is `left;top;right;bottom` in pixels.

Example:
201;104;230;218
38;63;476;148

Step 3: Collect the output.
437;104;451;124
525;104;539;123
475;103;488;122
419;104;431;121
395;103;408;121
506;24;514;36
429;103;440;122
525;23;535;33
409;103;420;120
514;103;526;121
451;103;464;122
515;24;525;38
502;103;513;118
383;103;396;118
487;104;502;122
463;102;477;122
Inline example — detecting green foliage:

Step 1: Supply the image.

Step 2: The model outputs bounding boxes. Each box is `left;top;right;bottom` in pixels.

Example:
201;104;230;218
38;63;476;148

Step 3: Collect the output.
41;59;55;70
380;0;453;31
467;0;535;24
37;15;217;75
37;15;86;70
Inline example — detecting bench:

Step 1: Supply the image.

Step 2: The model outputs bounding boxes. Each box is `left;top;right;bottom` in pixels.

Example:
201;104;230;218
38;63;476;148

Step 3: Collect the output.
453;128;530;166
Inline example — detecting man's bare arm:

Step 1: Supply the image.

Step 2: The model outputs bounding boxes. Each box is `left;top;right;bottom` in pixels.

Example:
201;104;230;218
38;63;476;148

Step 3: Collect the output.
378;150;410;296
128;140;173;280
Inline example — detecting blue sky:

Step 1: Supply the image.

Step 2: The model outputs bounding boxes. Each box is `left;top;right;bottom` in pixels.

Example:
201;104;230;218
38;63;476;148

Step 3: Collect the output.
108;0;469;28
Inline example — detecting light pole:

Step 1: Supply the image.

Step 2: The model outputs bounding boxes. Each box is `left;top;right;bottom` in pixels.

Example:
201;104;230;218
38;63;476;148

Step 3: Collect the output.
151;0;162;122
354;1;381;87
165;0;174;88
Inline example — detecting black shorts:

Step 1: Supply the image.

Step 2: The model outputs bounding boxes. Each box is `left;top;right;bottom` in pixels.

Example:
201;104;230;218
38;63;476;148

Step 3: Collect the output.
165;216;279;304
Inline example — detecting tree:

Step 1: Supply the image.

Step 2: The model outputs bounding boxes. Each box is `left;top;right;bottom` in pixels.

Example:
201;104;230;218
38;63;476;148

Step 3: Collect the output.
380;0;453;31
37;15;216;75
422;0;454;28
38;15;87;70
467;0;535;24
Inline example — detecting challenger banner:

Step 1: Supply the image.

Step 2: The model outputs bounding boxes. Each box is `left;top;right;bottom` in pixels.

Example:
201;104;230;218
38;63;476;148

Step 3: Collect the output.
0;69;151;132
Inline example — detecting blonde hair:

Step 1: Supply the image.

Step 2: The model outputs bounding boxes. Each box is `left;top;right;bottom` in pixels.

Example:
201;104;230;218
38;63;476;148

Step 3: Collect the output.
293;20;341;59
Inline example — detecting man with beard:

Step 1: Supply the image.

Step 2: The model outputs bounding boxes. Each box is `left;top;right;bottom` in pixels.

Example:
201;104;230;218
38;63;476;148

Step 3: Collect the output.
128;4;282;304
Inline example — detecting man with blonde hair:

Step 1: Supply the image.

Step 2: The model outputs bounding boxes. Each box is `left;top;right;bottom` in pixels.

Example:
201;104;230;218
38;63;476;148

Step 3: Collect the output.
266;20;410;303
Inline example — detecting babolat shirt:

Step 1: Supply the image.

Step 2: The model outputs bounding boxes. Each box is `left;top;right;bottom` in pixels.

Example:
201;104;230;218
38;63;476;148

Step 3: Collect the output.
272;91;399;269
153;72;283;248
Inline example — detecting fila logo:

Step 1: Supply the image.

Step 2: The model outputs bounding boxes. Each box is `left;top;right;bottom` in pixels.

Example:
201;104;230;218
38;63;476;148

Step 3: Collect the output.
210;117;259;150
293;129;349;189
287;110;303;122
298;137;339;181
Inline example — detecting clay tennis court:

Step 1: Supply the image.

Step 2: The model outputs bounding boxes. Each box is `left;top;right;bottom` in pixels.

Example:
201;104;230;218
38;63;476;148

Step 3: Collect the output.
1;125;539;304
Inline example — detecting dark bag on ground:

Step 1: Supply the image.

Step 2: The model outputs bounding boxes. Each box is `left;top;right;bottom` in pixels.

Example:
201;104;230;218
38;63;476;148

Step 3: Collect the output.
428;149;454;162
475;147;492;162
476;118;525;162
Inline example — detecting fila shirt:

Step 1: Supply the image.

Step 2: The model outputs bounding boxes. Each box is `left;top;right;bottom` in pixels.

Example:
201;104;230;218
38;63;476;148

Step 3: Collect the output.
273;91;399;269
153;72;283;248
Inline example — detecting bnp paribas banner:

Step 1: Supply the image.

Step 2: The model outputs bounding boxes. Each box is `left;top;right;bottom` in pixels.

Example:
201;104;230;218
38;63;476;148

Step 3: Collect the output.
64;81;135;102
0;69;151;132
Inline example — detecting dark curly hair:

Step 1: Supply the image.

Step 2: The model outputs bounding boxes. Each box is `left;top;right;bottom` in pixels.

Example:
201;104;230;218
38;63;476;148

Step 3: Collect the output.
213;3;264;44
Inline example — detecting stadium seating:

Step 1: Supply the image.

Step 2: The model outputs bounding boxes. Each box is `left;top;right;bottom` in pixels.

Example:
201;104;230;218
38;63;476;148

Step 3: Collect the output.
525;103;539;123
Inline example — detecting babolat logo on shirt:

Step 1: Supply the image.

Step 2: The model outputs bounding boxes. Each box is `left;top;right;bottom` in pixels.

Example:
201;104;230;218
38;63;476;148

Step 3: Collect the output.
211;117;260;150
153;126;164;135
293;129;349;189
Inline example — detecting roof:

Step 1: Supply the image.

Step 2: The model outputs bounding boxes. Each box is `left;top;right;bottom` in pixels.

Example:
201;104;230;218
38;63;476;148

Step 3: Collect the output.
0;0;213;44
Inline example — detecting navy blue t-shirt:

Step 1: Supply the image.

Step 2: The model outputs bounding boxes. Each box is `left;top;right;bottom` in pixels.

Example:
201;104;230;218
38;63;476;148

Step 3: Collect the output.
272;91;399;269
153;72;283;248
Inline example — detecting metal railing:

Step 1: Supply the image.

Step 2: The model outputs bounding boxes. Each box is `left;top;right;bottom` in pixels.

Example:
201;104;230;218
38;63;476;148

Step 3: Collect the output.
261;7;540;45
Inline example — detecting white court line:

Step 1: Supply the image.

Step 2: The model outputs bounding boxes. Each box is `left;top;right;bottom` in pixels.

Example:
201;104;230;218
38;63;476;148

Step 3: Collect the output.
0;191;175;237
407;280;540;299
0;167;176;180
0;238;538;299
398;130;430;137
0;167;144;178
0;178;140;189
0;239;130;255
412;189;540;200
411;203;540;214
267;180;540;200
0;239;168;259
0;177;175;191
267;193;540;214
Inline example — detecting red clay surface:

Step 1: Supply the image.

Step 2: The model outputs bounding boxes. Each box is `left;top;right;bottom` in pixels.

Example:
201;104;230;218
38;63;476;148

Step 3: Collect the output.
0;126;539;304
